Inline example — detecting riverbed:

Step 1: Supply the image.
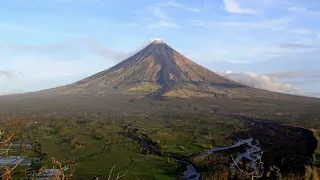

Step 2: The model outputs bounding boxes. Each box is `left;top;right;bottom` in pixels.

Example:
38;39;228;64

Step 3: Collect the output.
182;116;318;179
183;137;263;180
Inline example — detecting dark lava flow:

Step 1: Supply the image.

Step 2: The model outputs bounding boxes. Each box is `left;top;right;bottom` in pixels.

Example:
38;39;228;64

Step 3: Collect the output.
234;116;318;175
119;116;318;177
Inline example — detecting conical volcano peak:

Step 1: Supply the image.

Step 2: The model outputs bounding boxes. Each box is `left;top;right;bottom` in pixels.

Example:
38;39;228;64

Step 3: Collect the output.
72;38;246;98
151;38;165;44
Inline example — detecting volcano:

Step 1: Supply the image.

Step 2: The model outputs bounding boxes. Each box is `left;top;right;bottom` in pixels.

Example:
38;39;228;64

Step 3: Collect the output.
53;39;269;99
1;39;318;180
1;39;319;116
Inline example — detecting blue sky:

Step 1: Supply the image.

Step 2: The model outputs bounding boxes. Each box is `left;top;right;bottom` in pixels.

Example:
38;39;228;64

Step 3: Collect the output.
1;0;320;97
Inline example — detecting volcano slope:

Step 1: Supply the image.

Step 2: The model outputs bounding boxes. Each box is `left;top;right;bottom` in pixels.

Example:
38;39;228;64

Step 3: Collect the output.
0;40;319;179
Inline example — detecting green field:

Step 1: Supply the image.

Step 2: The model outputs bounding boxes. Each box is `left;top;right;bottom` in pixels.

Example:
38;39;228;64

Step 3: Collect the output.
2;114;243;179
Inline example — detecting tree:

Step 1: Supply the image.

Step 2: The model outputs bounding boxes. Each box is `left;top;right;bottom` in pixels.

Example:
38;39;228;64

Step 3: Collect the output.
0;121;20;180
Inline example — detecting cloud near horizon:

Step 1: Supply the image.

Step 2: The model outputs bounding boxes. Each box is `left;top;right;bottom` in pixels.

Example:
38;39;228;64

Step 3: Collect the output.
1;39;130;62
218;70;320;98
265;70;320;79
0;38;164;95
279;43;319;49
219;71;307;96
0;70;24;95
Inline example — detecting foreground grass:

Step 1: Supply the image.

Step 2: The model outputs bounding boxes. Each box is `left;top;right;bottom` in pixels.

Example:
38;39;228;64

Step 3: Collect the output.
2;112;318;179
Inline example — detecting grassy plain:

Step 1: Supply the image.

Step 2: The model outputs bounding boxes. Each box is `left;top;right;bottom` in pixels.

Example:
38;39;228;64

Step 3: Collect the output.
1;92;320;179
2;114;243;179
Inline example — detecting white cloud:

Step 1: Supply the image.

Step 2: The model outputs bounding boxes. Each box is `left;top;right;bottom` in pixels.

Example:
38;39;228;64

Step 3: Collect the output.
288;6;308;12
219;71;300;94
223;0;257;14
15;0;105;5
0;70;14;79
288;6;320;17
158;1;201;12
0;39;137;94
146;6;179;29
0;90;23;96
0;39;129;62
279;43;319;49
190;18;290;30
0;57;105;94
291;28;312;34
147;7;168;19
264;70;320;79
0;70;24;95
221;18;289;30
147;21;180;29
218;70;320;97
317;33;320;39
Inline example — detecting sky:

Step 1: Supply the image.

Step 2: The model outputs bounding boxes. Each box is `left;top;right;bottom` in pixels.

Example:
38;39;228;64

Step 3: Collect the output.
1;0;320;97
